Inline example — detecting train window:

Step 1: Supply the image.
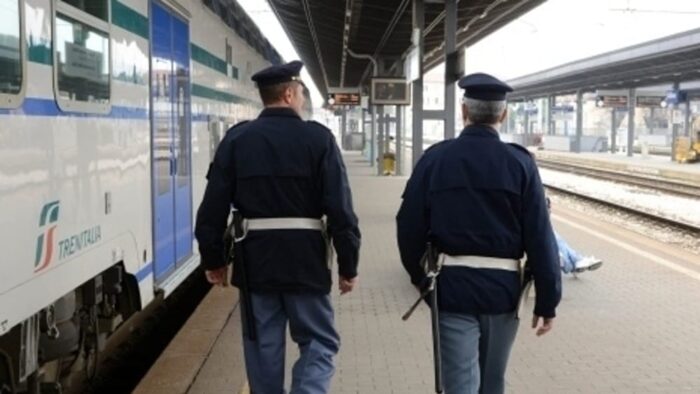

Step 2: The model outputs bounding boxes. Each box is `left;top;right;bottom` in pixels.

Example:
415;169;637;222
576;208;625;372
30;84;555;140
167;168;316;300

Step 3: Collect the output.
0;0;25;108
60;0;109;22
225;41;239;80
208;119;224;160
226;41;232;64
54;5;111;113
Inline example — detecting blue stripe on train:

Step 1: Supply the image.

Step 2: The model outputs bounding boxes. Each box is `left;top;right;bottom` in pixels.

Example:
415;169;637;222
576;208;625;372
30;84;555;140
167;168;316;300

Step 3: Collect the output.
0;97;148;119
0;97;211;121
135;261;154;282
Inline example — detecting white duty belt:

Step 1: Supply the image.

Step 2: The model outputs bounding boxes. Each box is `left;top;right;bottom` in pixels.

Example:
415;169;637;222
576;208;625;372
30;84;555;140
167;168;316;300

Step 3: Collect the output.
440;254;520;272
243;218;334;268
245;218;324;231
440;254;529;319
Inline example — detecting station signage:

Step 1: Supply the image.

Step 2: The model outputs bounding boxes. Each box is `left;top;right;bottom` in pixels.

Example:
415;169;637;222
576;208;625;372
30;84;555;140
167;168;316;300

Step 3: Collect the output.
664;90;687;106
636;96;664;108
595;89;628;108
551;105;575;112
370;77;411;105
598;95;628;108
329;92;361;106
551;105;574;120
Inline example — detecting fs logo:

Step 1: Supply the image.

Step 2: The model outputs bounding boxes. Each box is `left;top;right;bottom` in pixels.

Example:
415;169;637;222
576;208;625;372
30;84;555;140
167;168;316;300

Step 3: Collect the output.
34;201;60;273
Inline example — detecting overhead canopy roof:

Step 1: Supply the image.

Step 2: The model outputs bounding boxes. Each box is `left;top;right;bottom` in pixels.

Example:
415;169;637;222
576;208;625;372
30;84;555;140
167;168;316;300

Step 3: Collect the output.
205;0;283;65
508;28;700;100
268;0;546;98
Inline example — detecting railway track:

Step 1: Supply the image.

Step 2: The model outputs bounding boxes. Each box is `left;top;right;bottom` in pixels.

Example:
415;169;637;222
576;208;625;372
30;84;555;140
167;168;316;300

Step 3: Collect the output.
544;184;700;234
68;272;211;394
537;159;700;199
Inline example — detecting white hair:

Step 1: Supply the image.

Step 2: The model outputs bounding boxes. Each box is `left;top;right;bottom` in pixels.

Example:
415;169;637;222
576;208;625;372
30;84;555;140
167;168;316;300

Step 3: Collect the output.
463;97;506;125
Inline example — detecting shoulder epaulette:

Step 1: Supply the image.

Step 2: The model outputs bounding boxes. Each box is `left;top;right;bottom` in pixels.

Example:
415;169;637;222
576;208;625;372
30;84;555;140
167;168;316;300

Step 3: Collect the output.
424;139;452;154
506;142;535;158
307;120;331;131
225;120;250;139
229;120;250;130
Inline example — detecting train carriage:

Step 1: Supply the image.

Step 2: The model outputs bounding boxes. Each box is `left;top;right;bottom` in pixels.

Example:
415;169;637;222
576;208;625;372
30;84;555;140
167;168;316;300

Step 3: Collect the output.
0;0;280;390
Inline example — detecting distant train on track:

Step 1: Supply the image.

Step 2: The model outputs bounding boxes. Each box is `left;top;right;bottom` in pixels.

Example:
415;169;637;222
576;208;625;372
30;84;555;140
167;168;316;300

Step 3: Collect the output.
0;0;283;391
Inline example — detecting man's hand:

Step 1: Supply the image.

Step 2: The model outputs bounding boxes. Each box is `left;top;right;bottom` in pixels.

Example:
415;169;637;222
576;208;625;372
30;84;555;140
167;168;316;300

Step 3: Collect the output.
531;315;554;336
339;276;357;295
205;266;229;287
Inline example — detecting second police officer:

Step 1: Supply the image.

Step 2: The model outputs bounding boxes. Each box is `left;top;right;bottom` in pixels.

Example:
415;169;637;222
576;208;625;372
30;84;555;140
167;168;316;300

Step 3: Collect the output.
397;73;562;394
195;61;361;394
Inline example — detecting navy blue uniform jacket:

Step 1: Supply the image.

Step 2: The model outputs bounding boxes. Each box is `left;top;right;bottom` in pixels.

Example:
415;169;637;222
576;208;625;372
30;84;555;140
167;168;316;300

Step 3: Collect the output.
397;125;561;318
195;107;361;293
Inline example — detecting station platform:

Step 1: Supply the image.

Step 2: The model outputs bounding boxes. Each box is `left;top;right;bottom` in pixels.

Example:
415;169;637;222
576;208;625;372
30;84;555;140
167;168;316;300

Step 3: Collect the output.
533;149;700;185
135;152;700;394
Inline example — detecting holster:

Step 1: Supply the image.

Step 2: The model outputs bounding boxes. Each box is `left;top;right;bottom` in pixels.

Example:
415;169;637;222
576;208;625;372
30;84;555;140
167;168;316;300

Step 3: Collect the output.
224;210;256;340
516;261;533;319
422;242;440;274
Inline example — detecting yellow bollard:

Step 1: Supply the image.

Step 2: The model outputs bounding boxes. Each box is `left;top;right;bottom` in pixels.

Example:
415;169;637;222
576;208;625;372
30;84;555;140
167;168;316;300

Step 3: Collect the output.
675;136;690;163
382;152;395;175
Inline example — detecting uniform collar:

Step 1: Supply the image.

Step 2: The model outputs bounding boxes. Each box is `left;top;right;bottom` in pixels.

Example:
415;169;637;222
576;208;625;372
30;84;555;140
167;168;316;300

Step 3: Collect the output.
259;106;301;119
459;124;500;139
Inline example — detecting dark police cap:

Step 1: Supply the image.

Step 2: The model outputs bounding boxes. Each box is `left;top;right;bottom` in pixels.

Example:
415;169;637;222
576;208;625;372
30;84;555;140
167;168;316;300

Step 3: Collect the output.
458;72;513;101
251;60;304;88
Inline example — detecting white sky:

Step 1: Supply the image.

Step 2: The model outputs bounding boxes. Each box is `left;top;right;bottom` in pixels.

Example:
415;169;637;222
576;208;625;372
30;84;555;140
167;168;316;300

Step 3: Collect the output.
238;0;700;108
237;0;325;106
465;0;700;81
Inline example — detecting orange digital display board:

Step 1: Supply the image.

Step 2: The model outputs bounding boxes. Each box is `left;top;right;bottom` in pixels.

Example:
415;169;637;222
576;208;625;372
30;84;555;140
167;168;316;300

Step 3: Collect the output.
330;93;361;105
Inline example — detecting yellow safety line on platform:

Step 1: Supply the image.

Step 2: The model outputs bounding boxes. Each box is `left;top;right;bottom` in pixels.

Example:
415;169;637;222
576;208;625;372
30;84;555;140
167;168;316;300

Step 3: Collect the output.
239;381;250;394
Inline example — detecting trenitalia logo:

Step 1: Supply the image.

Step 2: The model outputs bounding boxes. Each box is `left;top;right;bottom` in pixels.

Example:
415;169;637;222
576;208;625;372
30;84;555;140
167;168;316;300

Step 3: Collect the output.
34;201;60;273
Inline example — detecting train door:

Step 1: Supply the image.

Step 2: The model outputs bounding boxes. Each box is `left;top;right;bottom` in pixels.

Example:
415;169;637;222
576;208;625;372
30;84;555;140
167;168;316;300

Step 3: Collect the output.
150;1;193;282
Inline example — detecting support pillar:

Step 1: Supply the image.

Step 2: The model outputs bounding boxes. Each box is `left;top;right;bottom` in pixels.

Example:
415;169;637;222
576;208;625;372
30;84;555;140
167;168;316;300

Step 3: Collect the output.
684;98;691;137
386;113;392;153
551;96;557;135
396;105;403;175
377;105;385;175
671;82;680;161
542;96;552;135
443;0;457;139
370;106;376;165
341;109;348;150
550;96;557;135
610;109;617;153
362;108;370;159
524;101;530;135
575;90;583;153
628;88;636;157
411;0;424;168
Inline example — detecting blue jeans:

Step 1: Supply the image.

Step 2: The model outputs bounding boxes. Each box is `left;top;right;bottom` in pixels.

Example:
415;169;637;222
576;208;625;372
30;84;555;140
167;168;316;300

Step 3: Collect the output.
440;312;519;394
555;231;582;274
242;292;340;394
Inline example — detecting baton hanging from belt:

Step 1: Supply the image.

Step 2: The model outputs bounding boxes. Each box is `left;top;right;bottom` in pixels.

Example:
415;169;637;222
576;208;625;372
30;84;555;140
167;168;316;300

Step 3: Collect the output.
226;211;257;341
402;243;443;394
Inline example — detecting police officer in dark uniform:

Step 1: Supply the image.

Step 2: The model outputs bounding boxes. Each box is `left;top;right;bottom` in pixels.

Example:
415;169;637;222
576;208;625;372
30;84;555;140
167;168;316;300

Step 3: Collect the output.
195;60;361;394
396;73;561;394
